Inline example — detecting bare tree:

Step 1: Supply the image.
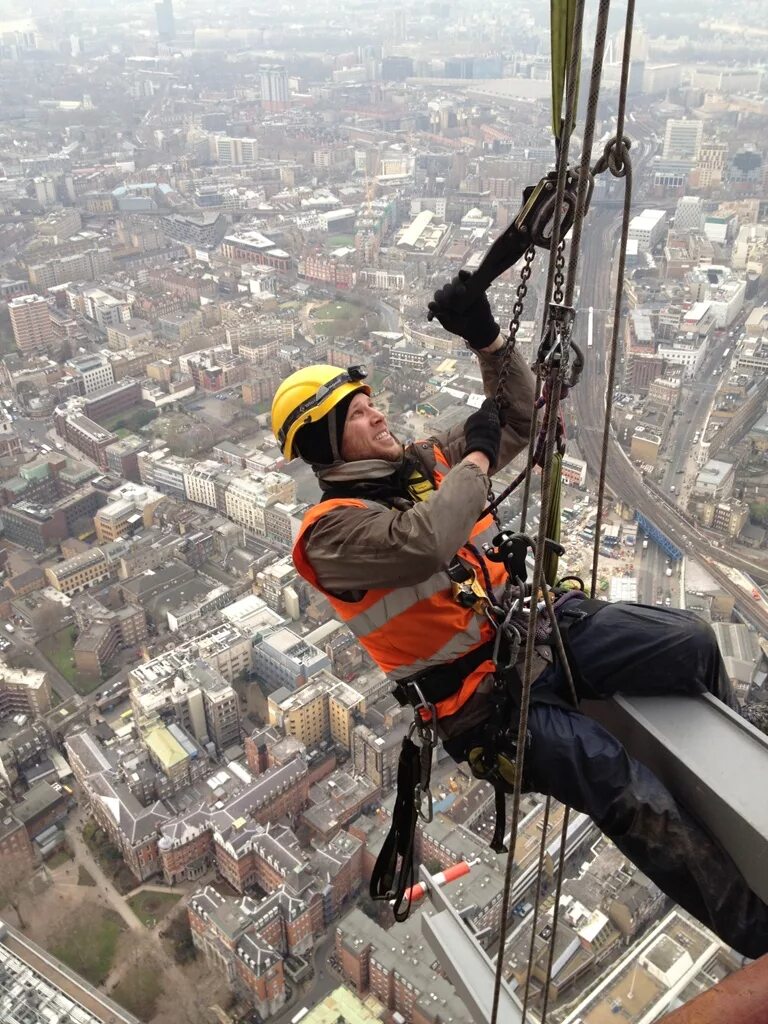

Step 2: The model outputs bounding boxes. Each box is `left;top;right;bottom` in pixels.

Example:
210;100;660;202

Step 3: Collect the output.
35;600;67;639
0;853;35;929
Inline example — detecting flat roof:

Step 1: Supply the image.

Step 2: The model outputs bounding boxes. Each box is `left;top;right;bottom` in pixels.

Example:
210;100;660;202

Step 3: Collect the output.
145;726;188;769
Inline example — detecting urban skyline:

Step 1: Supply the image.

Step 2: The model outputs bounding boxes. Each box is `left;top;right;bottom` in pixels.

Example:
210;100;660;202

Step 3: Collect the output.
0;1;766;1022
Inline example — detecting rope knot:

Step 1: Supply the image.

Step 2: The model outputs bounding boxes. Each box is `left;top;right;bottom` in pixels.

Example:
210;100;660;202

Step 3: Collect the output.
592;135;632;180
606;135;632;178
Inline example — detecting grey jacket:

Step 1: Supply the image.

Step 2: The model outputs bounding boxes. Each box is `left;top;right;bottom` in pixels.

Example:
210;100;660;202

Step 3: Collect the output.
302;343;536;594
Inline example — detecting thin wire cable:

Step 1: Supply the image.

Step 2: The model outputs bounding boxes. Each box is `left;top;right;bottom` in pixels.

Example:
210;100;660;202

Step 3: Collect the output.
539;805;572;1022
521;794;552;1022
589;1;636;597
540;583;578;706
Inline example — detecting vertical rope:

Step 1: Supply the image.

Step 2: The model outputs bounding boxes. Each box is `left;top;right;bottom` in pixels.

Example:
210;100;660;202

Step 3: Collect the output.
490;376;564;1024
519;377;542;533
490;5;586;1021
564;0;611;307
541;0;585;316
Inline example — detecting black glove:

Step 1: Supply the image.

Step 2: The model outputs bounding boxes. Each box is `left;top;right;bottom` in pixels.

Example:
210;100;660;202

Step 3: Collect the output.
463;398;501;469
427;270;500;351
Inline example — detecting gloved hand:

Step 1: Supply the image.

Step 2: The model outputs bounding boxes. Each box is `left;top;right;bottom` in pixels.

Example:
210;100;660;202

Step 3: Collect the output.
463;398;502;469
427;270;500;351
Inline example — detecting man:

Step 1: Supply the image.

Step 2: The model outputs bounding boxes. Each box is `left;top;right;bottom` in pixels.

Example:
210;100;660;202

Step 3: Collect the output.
272;281;768;958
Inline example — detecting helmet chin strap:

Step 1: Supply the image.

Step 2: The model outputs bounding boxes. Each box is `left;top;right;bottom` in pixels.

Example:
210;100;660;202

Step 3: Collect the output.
328;405;342;464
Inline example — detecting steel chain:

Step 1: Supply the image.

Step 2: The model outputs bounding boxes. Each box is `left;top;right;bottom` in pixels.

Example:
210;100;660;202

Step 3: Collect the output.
492;245;537;414
552;240;566;304
506;245;536;350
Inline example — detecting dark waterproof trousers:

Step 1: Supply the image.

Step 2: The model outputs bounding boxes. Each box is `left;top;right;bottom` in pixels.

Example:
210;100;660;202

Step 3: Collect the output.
465;602;768;960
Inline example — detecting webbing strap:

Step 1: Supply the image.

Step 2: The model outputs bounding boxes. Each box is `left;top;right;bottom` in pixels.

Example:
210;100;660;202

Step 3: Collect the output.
369;737;421;922
555;596;606;696
551;0;581;142
491;787;508;854
544;451;563;586
391;640;495;709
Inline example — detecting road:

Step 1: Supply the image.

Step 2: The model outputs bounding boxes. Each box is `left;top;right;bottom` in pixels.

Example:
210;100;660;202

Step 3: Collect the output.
659;336;729;499
268;932;340;1024
570;204;768;639
635;537;677;608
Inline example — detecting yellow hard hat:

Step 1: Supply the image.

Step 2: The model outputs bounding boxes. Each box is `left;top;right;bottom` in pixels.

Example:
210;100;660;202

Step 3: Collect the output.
271;363;371;461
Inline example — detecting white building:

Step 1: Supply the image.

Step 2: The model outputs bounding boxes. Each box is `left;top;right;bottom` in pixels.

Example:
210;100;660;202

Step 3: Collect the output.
223;472;295;537
220;593;285;636
688;266;746;328
628;209;668;252
183;460;220;509
663;118;703;161
65;353;115;395
694;459;735;500
80;287;131;329
657;337;707;379
561;454;588;489
674;196;704;234
213;135;259;165
736;336;768;377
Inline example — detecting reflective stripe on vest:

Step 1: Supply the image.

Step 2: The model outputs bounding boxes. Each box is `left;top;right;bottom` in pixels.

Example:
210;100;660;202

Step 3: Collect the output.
292;445;507;719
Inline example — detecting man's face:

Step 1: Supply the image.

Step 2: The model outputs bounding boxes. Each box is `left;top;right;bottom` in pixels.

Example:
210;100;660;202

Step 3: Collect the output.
341;391;402;463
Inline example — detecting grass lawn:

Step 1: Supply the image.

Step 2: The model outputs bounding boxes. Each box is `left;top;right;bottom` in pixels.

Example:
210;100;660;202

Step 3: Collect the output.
312;299;359;321
112;426;133;439
111;959;162;1021
40;626;101;695
39;626;80;688
100;406;157;434
128;890;181;927
327;233;355;248
45;848;72;869
50;907;125;986
78;865;96;886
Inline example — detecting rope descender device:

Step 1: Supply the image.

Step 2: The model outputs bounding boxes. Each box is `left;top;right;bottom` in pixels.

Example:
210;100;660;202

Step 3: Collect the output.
536;302;584;392
514;168;592;250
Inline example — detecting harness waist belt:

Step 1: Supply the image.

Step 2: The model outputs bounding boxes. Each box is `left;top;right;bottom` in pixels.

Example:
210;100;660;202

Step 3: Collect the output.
392;640;496;708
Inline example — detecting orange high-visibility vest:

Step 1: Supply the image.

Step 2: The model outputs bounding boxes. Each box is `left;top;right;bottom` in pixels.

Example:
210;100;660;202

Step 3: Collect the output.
292;447;507;719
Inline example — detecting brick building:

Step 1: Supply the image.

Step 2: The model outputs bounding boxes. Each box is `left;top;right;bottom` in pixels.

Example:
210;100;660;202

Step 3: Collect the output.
335;908;468;1022
157;759;309;886
53;409;118;469
0;812;36;874
188;888;288;1018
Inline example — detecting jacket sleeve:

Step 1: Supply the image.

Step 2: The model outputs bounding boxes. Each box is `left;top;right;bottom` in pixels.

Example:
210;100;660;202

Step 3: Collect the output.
301;460;490;591
433;343;536;473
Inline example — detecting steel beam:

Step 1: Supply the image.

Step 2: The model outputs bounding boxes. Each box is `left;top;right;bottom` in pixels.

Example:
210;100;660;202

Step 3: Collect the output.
421;865;523;1024
582;694;768;902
